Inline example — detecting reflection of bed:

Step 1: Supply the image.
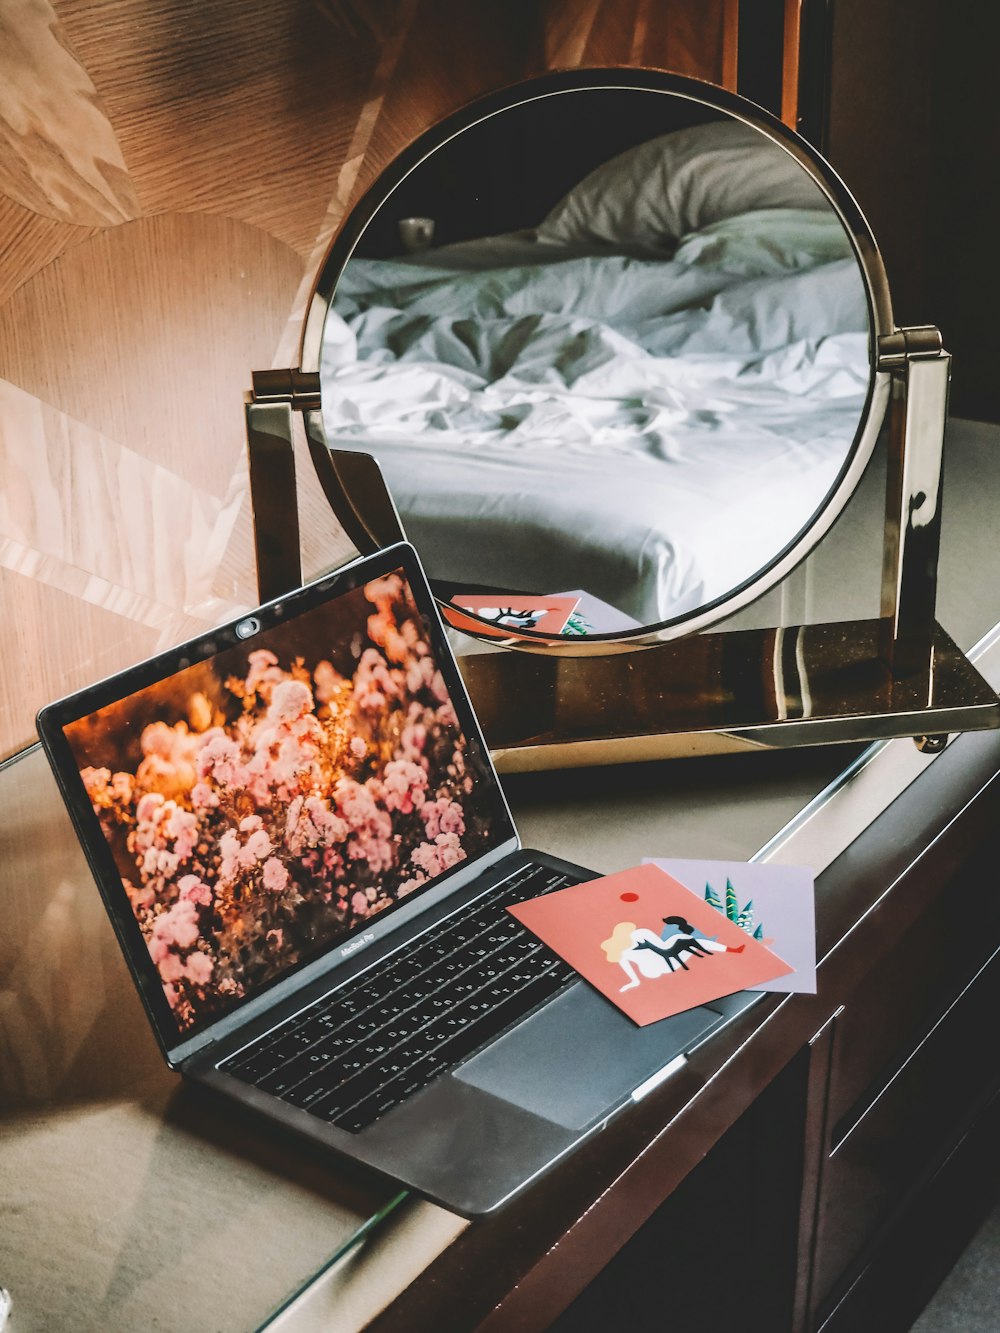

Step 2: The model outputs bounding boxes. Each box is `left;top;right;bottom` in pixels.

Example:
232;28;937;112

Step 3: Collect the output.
320;124;870;625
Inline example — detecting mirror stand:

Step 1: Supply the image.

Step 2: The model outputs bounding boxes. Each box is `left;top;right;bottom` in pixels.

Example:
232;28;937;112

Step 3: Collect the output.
244;326;998;772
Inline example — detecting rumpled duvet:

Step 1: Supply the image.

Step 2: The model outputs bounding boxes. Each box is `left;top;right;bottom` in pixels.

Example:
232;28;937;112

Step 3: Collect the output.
320;209;870;625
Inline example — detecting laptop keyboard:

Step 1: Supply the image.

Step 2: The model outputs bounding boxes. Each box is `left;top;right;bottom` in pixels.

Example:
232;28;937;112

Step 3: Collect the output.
218;862;578;1133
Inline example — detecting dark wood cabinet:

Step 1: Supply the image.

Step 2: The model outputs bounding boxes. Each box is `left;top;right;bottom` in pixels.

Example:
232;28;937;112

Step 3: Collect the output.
368;730;1000;1333
804;842;1000;1330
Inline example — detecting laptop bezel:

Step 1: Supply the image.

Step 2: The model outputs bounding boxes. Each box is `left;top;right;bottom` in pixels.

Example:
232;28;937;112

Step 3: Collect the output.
36;542;520;1067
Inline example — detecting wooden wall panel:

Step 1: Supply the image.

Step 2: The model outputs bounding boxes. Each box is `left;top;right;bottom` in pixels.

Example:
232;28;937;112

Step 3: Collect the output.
0;213;303;496
542;0;606;68
0;0;138;226
538;0;731;83
0;196;94;306
0;0;750;759
640;0;730;84
55;0;382;259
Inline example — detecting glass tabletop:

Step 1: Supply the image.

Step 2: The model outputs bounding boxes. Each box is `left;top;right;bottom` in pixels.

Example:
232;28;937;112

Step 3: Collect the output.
0;745;403;1333
3;419;997;1330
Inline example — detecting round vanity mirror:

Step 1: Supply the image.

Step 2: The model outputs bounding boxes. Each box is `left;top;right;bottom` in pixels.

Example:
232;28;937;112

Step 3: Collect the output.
302;69;891;646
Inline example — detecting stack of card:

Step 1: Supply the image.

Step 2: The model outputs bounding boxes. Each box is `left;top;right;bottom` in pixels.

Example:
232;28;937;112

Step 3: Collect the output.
510;859;815;1027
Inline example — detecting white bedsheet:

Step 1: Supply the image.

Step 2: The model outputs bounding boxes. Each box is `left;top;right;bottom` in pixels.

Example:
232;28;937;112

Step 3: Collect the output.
320;211;870;625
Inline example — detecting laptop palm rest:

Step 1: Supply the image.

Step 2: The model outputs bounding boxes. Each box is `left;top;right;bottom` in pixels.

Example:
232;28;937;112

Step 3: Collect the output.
454;982;723;1131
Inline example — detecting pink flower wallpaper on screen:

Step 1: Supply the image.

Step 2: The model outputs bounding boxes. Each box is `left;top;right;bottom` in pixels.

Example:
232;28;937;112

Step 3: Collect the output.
65;573;498;1033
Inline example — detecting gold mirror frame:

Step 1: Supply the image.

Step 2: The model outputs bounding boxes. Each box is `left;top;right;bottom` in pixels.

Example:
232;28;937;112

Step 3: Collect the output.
245;68;999;768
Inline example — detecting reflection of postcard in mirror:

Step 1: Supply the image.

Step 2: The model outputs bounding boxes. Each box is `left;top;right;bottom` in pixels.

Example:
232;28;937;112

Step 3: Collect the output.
509;863;792;1027
443;594;579;637
553;590;642;636
644;858;816;994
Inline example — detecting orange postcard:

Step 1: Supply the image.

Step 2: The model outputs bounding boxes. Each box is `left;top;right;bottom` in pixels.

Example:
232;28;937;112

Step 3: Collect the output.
509;863;794;1026
443;594;579;638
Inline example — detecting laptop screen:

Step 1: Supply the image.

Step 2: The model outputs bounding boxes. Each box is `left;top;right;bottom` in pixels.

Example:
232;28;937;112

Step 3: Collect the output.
48;553;515;1041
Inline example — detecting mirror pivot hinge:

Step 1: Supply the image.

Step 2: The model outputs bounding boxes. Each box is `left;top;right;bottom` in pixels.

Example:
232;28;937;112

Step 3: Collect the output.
914;733;949;753
251;367;322;412
877;326;944;370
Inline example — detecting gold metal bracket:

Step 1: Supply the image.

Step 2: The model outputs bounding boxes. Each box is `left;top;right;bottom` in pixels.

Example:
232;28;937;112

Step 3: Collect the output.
250;368;322;411
876;325;943;368
877;325;951;676
244;369;405;605
243;328;998;770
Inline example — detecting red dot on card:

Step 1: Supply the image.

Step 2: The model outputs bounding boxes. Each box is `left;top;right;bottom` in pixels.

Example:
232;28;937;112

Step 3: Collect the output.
620;892;639;902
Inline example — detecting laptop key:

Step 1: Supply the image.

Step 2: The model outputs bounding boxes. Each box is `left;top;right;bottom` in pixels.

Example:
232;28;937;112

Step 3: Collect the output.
330;1055;449;1132
223;1049;284;1082
282;1073;341;1110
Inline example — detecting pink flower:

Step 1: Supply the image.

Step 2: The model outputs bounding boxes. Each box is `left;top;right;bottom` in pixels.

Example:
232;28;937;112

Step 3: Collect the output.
245;649;283;696
400;717;427;759
267;679;314;726
142;846;179;878
437;700;459;728
382;759;427;814
178;874;212;906
191;781;219;810
335;778;394;872
136;792;165;824
405;655;435;695
152;898;201;952
364;575;403;606
163;806;197;861
398;873;428;898
197;733;245;788
219;829;241;860
136;721;201;795
421;798;465;839
284;795;348;856
185;951;214;985
160;952;187;982
353;649;399;712
243;829;273;862
124;878;155;911
350;736;367;759
262;857;290;893
81;767;112;806
141;721;180;760
351;891;370;917
410;832;466;880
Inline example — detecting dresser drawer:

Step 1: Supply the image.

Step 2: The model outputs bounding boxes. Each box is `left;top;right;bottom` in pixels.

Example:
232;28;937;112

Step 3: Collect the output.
825;845;1000;1140
811;939;1000;1317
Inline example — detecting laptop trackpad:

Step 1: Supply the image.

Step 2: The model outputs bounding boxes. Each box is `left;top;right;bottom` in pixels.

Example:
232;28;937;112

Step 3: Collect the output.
454;983;722;1131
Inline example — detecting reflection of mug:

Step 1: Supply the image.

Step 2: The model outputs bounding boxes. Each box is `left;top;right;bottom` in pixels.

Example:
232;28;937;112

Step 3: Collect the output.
398;216;435;253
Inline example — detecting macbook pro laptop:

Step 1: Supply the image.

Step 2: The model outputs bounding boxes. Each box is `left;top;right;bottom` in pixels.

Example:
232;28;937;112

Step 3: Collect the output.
37;542;752;1215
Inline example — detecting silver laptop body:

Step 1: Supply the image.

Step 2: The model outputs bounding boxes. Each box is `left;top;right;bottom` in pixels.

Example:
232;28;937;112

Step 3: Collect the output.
37;542;749;1215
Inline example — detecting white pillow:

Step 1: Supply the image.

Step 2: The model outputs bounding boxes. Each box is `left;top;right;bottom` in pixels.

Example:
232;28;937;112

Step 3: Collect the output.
536;120;828;256
672;208;853;277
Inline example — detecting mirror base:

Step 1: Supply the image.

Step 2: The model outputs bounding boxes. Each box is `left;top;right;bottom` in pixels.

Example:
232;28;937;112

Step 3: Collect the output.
460;619;999;772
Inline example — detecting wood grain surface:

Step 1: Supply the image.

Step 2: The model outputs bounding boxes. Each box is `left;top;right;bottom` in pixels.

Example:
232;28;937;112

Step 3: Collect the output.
0;0;741;759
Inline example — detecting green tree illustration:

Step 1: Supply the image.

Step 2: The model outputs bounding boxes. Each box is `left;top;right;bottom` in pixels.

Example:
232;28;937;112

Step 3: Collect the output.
706;878;766;941
725;878;739;922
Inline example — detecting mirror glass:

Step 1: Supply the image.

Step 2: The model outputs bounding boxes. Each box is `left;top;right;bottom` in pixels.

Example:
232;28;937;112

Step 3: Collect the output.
316;84;874;640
